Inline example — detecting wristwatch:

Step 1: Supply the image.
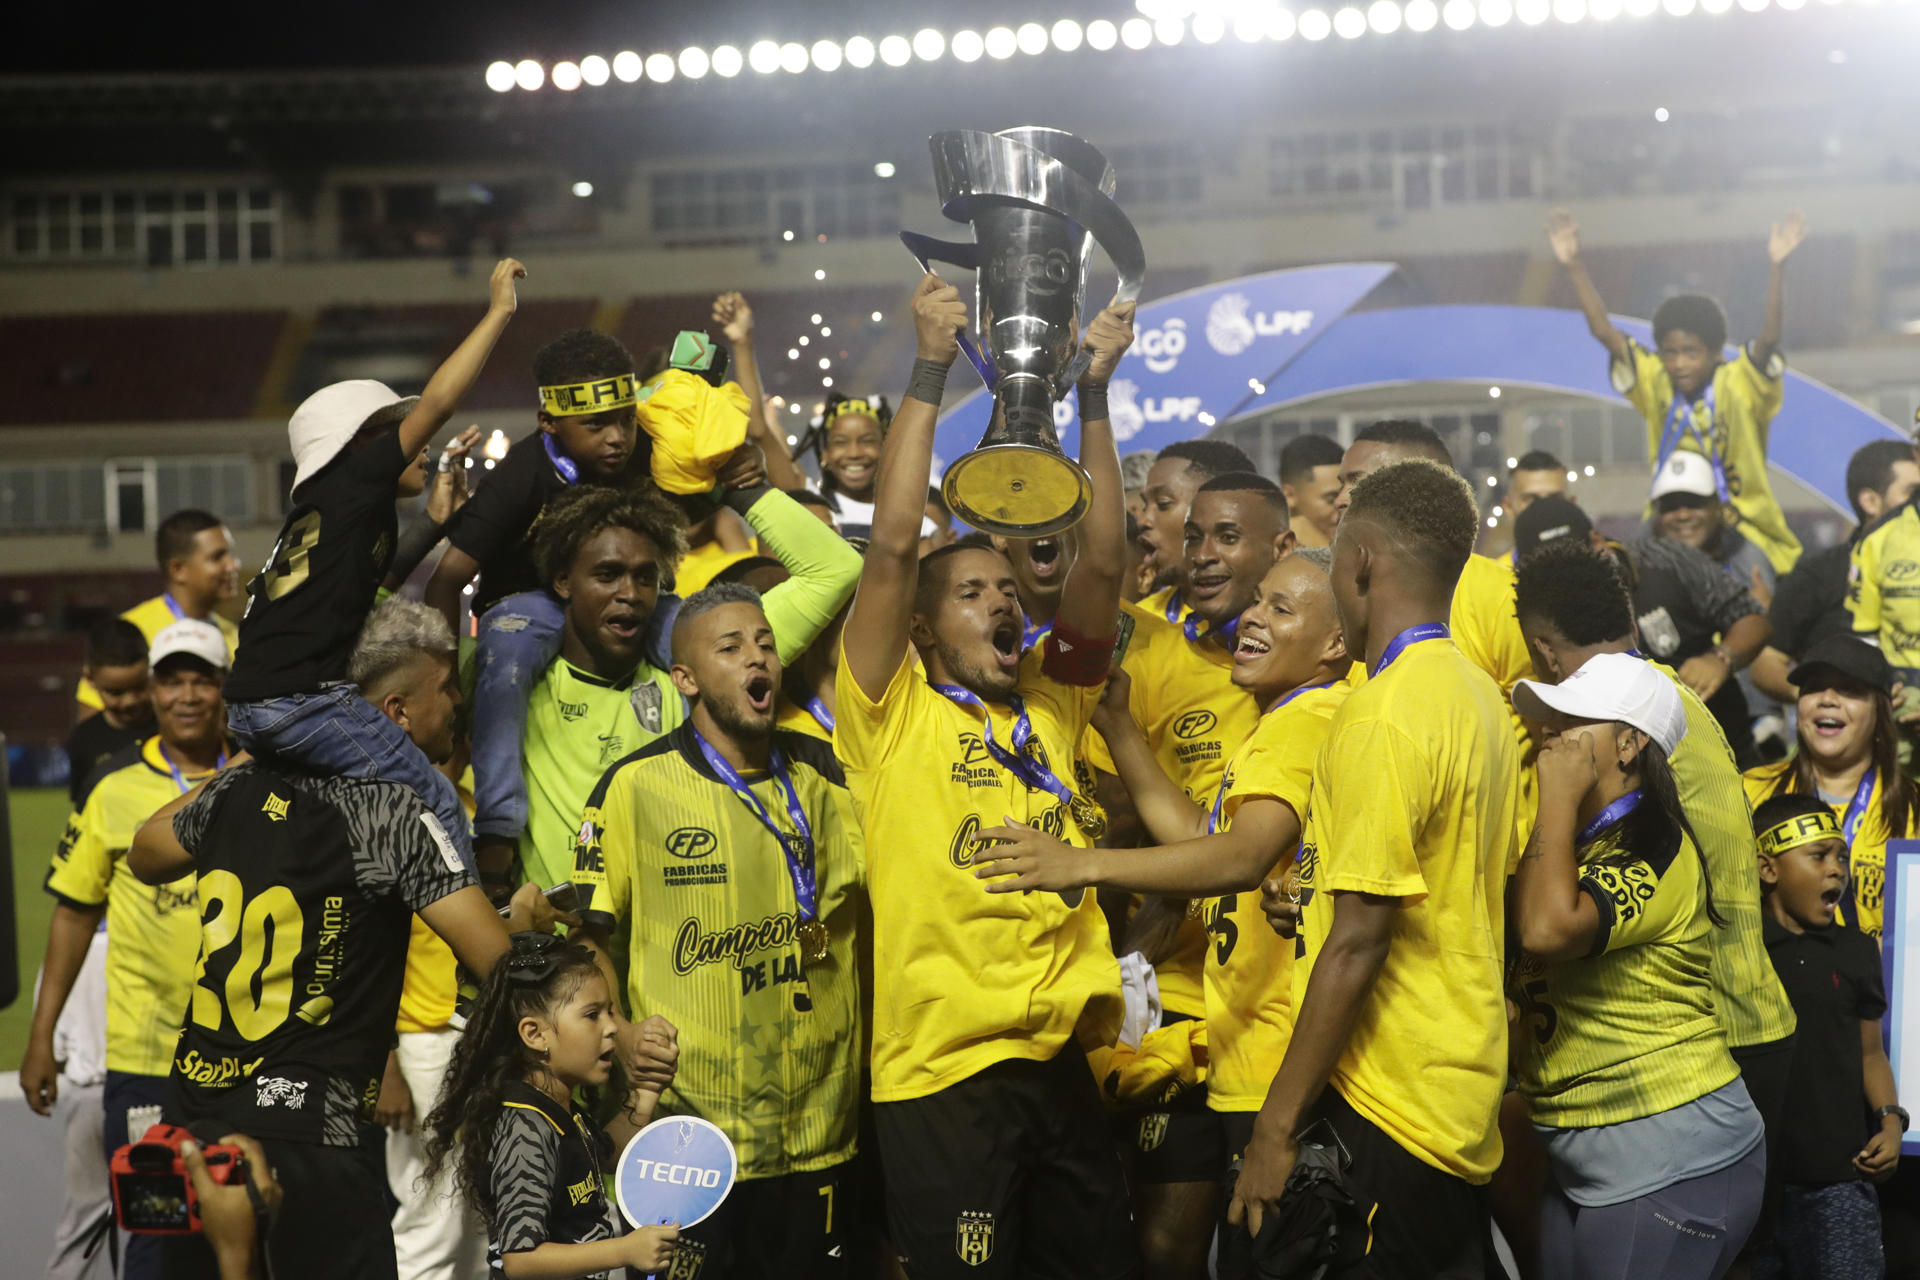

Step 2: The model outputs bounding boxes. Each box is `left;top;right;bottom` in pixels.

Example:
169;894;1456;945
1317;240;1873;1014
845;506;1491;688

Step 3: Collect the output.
1877;1104;1910;1133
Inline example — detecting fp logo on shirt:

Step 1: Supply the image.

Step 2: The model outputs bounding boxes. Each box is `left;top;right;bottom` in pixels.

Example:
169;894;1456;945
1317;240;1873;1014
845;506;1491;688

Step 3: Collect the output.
1174;709;1218;739
666;827;718;859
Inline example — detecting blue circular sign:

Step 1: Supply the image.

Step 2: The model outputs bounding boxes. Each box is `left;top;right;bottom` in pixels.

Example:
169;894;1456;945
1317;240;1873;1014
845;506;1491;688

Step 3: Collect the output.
613;1116;737;1229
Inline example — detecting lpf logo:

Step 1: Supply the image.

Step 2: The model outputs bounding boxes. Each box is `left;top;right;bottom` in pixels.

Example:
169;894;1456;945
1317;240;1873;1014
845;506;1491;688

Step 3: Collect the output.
1204;292;1314;356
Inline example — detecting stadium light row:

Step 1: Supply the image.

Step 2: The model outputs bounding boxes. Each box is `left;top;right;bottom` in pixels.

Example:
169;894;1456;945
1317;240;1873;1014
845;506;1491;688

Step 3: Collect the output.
484;0;1883;91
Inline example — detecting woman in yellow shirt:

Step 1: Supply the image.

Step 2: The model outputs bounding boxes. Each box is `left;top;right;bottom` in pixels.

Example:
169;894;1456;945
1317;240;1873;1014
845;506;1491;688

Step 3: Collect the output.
1743;636;1920;940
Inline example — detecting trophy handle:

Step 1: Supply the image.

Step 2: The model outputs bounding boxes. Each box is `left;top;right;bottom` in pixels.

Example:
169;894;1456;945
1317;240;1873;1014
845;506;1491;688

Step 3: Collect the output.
898;232;997;389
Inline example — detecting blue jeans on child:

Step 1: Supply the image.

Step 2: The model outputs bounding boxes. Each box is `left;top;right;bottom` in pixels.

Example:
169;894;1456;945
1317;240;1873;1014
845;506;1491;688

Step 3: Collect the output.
469;588;679;843
226;685;471;872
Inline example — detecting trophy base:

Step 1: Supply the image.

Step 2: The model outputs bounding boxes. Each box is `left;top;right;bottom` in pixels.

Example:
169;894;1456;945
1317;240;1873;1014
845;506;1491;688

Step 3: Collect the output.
942;444;1093;539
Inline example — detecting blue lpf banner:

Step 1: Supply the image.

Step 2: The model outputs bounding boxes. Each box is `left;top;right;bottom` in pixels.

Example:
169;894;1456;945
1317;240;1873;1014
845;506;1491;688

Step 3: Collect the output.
615;1116;738;1228
1885;840;1920;1155
932;262;1393;471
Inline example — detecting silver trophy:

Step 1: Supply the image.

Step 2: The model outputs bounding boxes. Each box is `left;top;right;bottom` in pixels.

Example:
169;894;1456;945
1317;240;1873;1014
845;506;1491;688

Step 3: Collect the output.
902;127;1146;537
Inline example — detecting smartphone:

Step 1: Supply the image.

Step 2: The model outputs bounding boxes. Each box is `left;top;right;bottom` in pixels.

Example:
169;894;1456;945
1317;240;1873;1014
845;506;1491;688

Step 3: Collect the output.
497;880;582;918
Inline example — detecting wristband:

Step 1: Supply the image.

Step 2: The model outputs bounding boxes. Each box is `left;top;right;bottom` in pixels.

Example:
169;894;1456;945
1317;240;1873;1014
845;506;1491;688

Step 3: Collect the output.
1077;384;1109;422
905;358;951;406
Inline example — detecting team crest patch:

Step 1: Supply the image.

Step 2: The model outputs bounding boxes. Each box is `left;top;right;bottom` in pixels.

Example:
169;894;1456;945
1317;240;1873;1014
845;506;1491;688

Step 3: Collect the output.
664;1239;707;1279
261;792;290;822
1137;1111;1170;1152
955;1210;995;1267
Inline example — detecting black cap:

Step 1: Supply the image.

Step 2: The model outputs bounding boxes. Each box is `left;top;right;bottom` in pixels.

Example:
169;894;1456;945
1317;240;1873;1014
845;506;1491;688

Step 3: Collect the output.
1790;634;1895;696
1512;495;1594;564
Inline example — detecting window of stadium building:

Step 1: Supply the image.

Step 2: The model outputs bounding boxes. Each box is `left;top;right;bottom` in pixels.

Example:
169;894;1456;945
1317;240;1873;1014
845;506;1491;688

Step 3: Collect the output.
1523;405;1651;471
0;458;251;535
649;164;900;246
6;186;278;266
1268;124;1544;211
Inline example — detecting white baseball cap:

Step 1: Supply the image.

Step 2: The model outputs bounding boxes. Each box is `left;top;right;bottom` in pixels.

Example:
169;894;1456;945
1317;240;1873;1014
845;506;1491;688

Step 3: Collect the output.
1648;450;1718;501
1511;651;1688;755
289;380;420;493
149;618;229;672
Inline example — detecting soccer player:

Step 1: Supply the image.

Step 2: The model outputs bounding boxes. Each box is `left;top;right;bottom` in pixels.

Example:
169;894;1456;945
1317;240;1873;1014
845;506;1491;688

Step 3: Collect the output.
1136;439;1257;625
1277;434;1344;550
1549;205;1808;575
66;618;154;805
1849;473;1920;688
836;274;1136;1279
1229;459;1521;1277
74;508;240;718
572;582;865;1278
22;619;231;1280
1495;450;1572;562
973;548;1353;1280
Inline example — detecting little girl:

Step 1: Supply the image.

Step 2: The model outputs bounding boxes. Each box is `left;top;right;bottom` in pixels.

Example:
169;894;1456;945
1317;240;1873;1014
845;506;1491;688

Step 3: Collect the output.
424;933;681;1279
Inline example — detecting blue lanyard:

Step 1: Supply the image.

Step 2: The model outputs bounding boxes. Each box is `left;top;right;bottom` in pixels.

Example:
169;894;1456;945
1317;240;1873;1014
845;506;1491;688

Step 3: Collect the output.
1576;788;1643;848
1209;681;1337;833
931;684;1076;808
1652;383;1728;503
1184;612;1239;645
692;729;818;923
1163;590;1184;624
804;695;835;736
158;742;226;796
162;593;185;620
1370;623;1450;678
541;433;580;485
1840;768;1876;924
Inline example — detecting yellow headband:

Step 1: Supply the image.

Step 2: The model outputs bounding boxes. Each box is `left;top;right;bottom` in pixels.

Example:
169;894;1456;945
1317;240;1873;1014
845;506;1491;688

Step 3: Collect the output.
540;373;637;418
825;398;878;426
1758;809;1844;857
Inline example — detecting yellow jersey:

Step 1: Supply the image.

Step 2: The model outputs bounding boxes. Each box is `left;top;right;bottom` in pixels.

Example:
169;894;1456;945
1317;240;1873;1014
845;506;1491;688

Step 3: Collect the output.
1615;338;1799;575
836;645;1121;1102
76;595;239;711
1204;681;1347;1112
775;695;835;743
43;737;213;1077
1515;818;1738;1129
1743;760;1904;939
1138;584;1194;628
396;776;472;1035
675;538;761;595
1293;635;1519;1183
1848;499;1920;671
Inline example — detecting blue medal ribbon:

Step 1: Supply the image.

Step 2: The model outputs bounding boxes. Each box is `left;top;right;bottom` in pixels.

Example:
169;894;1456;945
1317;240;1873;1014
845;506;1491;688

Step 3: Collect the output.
1839;768;1876;924
541;433;580;486
1163;590;1184;625
1370;622;1450;678
1023;616;1052;653
804;695;836;736
691;729;818;924
1184;612;1240;645
1576;788;1643;848
1652;383;1728;503
931;684;1077;809
158;742;226;796
162;593;185;620
1209;681;1338;834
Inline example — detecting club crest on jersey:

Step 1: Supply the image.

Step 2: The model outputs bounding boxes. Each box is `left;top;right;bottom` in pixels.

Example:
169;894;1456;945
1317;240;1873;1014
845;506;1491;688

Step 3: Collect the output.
1137;1111;1171;1151
956;1211;995;1266
261;792;290;822
1174;709;1218;739
666;827;718;859
664;1240;708;1279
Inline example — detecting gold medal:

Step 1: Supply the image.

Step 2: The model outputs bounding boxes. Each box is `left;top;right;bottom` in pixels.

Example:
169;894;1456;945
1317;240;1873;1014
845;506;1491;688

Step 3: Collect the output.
1070;793;1107;840
797;919;830;966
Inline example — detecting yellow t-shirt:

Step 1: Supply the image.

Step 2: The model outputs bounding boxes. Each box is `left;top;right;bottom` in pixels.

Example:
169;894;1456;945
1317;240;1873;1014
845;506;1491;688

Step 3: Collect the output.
675;538;761;596
1652;662;1794;1048
395;778;471;1035
1616;338;1799;575
1743;760;1903;939
1848;500;1920;671
835;645;1121;1102
44;737;211;1077
1293;636;1519;1183
76;595;239;710
775;697;834;742
1204;682;1347;1112
1138;585;1193;628
1516;820;1738;1129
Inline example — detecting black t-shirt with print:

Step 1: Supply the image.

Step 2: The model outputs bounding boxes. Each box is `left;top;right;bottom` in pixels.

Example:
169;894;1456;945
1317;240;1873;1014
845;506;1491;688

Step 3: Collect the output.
487;1081;624;1277
225;432;408;701
165;761;473;1146
1765;917;1889;1184
65;716;145;807
445;431;575;616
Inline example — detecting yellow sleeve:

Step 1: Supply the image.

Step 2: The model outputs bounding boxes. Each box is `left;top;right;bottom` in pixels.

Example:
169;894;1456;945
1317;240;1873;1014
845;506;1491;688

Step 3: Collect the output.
1454;559;1531;696
1222;728;1320;829
574;770;633;931
1612;339;1670;442
45;801;112;907
833;646;922;771
1849;527;1884;638
1581;854;1696;955
1724;344;1786;435
1316;717;1429;900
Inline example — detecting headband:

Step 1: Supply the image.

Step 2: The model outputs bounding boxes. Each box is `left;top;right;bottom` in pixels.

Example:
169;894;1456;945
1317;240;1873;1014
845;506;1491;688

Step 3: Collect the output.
540;373;637;418
825;398;879;426
505;930;566;986
1757;808;1844;857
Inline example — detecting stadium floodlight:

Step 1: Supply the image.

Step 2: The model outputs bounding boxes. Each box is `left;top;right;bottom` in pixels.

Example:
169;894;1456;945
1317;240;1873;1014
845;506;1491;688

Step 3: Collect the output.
822;377;835;388
1776;0;1805;10
1335;6;1368;34
1052;18;1086;49
874;161;897;178
1121;16;1155;45
789;348;801;360
821;326;833;336
783;229;796;241
485;61;515;92
1737;0;1768;9
1518;0;1551;21
711;45;743;76
1407;0;1442;27
812;313;823;323
646;53;675;82
986;26;1018;56
572;181;594;197
1017;21;1050;52
1553;0;1587;20
1155;14;1187;41
820;358;832;370
1088;17;1121;46
953;28;985;59
1701;0;1733;12
913;28;947;59
880;34;913;64
1625;0;1659;14
1193;12;1229;38
872;311;885;322
814;268;827;280
1590;0;1623;17
612;51;643;82
1369;0;1405;31
1444;0;1478;24
800;335;811;346
1233;8;1269;37
780;42;810;72
749;40;782;73
1662;0;1696;14
845;36;876;67
1654;105;1670;120
580;54;610;85
1271;8;1300;37
811;40;843;71
681;47;711;78
552;60;582;90
514;59;544;90
1299;8;1334;36
1479;0;1514;25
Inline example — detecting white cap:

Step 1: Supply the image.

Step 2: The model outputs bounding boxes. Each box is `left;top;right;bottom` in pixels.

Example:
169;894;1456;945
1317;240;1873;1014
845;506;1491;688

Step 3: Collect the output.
288;380;419;493
1648;450;1717;501
1511;651;1688;755
149;618;229;672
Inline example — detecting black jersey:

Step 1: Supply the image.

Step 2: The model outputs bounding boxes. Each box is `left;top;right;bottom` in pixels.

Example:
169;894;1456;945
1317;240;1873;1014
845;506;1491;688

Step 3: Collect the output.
166;761;473;1145
488;1081;624;1276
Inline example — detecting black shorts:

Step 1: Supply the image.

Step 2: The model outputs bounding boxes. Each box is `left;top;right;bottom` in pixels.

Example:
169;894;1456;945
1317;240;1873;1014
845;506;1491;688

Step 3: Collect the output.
1117;1078;1229;1185
874;1049;1140;1280
673;1162;851;1280
160;1137;395;1280
1319;1087;1492;1280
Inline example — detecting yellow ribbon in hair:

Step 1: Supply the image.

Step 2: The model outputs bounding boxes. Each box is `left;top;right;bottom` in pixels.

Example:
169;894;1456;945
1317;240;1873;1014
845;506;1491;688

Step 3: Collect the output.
540;373;637;418
1758;808;1844;857
634;369;750;495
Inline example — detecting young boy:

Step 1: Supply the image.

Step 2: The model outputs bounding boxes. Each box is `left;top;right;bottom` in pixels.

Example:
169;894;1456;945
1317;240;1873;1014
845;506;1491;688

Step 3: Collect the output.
220;257;526;866
1754;793;1904;1277
1548;207;1809;576
66;618;154;805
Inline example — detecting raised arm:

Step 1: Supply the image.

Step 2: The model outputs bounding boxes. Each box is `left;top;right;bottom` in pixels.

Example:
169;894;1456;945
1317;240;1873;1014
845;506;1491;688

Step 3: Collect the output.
1052;302;1135;642
1510;733;1603;961
1755;211;1807;366
1547;209;1628;364
1090;671;1206;844
715;292;809;492
736;486;863;663
397;259;525;460
842;274;967;700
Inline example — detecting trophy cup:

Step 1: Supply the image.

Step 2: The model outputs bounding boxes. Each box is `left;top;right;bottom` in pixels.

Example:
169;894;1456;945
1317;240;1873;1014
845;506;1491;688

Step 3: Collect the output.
901;127;1146;537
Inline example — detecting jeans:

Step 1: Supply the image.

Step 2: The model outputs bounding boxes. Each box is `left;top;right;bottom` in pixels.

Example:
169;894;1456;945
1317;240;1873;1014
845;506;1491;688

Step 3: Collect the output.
227;685;470;872
469;588;678;842
103;1070;173;1280
1753;1181;1885;1280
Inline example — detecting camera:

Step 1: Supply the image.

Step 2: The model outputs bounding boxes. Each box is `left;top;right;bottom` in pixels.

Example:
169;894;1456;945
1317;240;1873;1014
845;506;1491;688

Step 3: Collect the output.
111;1122;248;1234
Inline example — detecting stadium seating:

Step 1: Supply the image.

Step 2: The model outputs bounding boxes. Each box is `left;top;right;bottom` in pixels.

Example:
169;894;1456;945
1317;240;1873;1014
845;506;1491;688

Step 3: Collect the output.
0;311;288;425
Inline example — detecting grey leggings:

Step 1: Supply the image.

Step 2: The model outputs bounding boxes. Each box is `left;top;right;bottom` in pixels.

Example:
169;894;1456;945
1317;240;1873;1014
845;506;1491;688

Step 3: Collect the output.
1539;1139;1766;1280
